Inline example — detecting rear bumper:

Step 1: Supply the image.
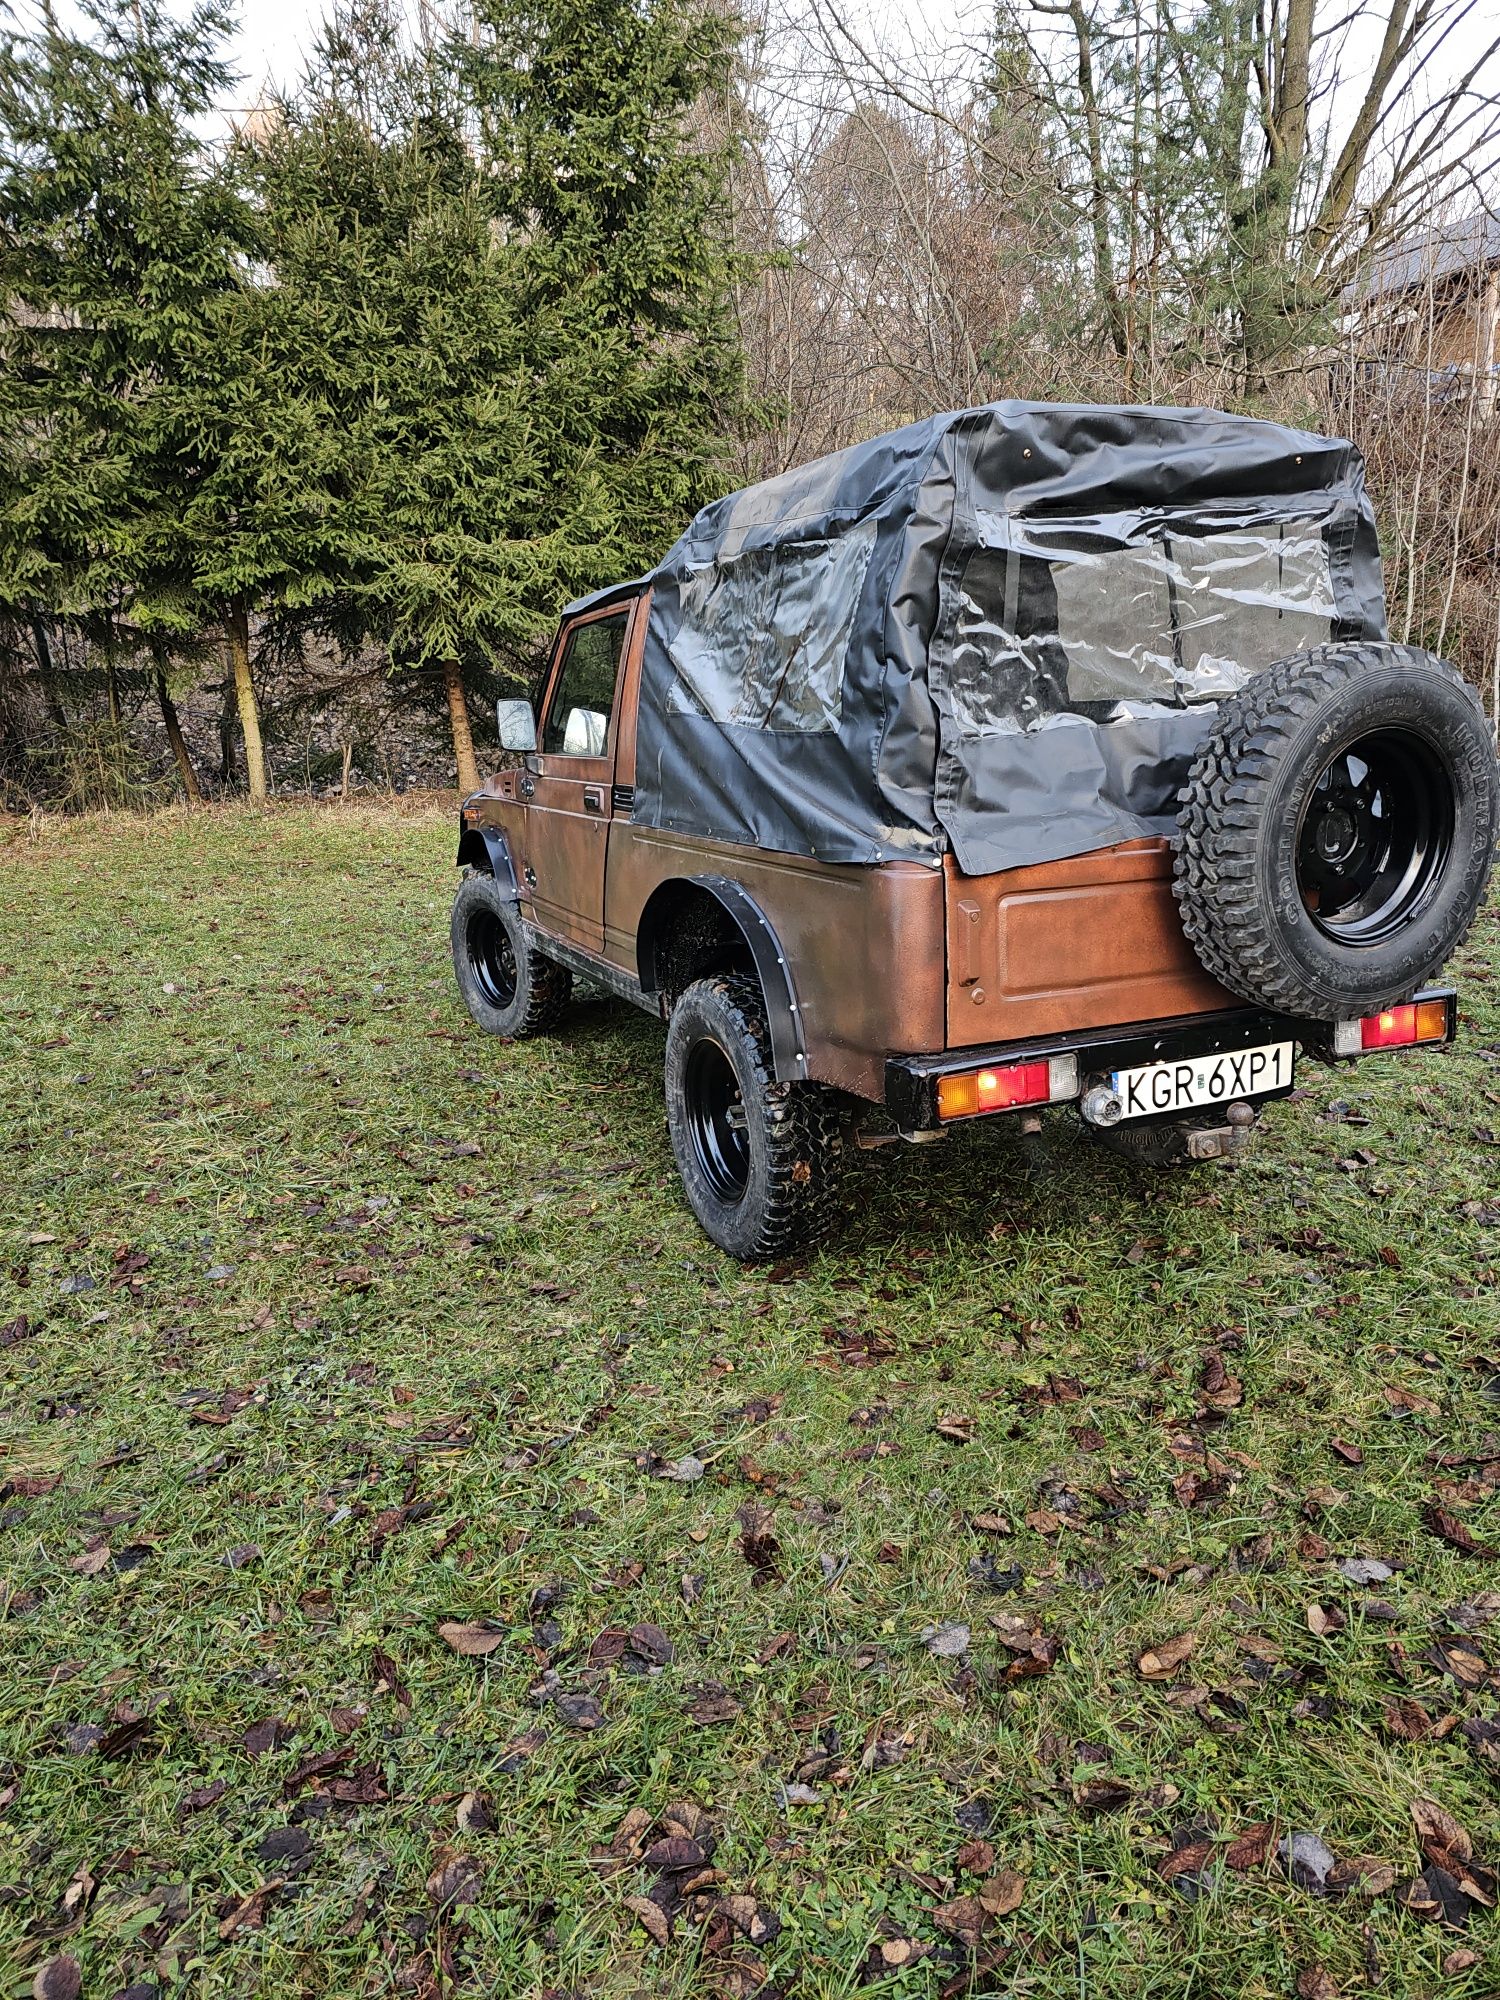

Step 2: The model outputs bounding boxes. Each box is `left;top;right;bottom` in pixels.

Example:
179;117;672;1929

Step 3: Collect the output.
883;989;1457;1132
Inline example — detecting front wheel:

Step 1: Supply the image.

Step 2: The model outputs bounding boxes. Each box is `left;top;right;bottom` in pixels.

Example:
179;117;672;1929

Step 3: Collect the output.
664;975;842;1260
451;873;571;1037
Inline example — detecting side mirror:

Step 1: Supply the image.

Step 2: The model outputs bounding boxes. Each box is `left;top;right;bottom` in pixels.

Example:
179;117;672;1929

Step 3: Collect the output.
496;697;537;754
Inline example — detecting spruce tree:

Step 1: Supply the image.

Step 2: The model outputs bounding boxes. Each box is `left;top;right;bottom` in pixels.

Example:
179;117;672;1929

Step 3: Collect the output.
255;0;747;793
0;0;252;799
461;0;749;581
257;13;565;792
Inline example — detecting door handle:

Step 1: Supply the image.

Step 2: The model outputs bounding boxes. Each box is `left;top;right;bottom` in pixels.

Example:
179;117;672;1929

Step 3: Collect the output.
582;785;606;814
519;773;536;800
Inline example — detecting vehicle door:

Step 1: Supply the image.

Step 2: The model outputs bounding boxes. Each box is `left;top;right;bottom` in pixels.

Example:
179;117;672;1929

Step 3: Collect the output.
520;602;635;954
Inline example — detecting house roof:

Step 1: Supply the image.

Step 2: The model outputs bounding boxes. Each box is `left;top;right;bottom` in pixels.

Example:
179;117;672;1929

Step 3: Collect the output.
1348;210;1500;303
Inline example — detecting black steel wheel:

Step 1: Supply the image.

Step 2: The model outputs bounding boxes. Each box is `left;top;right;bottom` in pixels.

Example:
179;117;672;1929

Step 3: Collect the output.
450;872;571;1038
465;903;519;1011
665;975;842;1260
1295;731;1454;945
682;1036;751;1204
1176;642;1498;1019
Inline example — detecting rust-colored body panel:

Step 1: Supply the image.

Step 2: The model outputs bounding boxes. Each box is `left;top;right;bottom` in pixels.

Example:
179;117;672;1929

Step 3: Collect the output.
943;841;1235;1045
604;828;947;1097
467;587;1237;1105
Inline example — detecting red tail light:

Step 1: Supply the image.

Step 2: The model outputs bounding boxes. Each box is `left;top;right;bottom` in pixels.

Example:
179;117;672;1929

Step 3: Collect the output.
1333;996;1453;1055
937;1055;1078;1121
1359;1000;1450;1050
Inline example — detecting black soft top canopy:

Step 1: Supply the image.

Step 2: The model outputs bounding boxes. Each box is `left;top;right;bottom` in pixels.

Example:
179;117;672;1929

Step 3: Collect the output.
631;401;1385;875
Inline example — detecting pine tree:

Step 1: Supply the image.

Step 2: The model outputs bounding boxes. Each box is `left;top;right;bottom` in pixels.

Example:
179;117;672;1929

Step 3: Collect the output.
0;0;250;801
461;0;749;580
251;12;553;792
252;0;748;794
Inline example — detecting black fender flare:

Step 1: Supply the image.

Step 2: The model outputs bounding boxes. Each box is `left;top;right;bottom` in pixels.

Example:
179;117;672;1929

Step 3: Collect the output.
455;814;518;898
637;874;808;1083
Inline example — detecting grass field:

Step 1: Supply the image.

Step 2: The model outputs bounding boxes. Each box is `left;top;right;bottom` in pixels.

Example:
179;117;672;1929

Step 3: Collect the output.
2;801;1499;2000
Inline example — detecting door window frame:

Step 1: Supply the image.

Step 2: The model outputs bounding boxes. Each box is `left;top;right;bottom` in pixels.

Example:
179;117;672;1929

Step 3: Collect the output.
533;598;642;776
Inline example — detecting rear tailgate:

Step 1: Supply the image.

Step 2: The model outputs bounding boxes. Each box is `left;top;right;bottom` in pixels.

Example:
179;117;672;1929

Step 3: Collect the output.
944;839;1234;1049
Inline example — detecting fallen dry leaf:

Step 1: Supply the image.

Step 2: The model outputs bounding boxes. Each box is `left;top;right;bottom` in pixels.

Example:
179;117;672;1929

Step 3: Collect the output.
426;1849;482;1907
1336;1858;1398;1897
1138;1631;1196;1680
1306;1603;1346;1637
1198;1349;1243;1411
719;1891;782;1946
977;1868;1025;1917
1411;1799;1472;1871
218;1878;284;1938
931;1893;988;1950
179;1779;228;1816
1295;1969;1339;1999
1074;1777;1132;1815
437;1619;506;1656
623;1893;671;1947
283;1747;351;1796
1383;1699;1440;1741
556;1692;605;1731
31;1957;81;2000
686;1681;742;1726
1158;1840;1215;1882
1423;1505;1494;1558
242;1717;285;1757
456;1791;495;1834
1224;1824;1272;1864
371;1646;411;1708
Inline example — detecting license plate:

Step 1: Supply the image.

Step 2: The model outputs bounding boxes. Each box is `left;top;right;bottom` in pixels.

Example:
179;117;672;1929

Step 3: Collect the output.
1112;1040;1294;1121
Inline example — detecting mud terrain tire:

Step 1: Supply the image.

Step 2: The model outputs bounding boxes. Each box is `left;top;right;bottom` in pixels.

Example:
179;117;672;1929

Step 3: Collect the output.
665;975;842;1260
451;872;571;1037
1174;643;1498;1019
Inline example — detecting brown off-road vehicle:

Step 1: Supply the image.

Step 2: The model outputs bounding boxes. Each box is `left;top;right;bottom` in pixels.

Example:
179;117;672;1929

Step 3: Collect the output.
452;401;1499;1257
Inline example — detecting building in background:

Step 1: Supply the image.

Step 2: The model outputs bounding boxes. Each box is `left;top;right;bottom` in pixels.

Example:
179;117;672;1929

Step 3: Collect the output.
1345;211;1500;417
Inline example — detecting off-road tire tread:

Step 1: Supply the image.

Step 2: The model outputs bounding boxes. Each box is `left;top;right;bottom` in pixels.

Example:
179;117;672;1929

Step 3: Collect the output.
1174;642;1491;1016
668;974;842;1260
452;871;572;1038
512;939;573;1036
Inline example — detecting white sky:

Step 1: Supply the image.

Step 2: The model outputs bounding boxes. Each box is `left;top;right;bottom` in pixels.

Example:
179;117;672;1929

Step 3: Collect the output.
224;0;1500;187
11;0;1491;111
225;0;995;104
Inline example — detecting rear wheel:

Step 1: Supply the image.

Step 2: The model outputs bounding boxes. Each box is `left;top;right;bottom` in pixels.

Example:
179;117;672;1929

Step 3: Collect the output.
665;975;841;1260
451;873;571;1037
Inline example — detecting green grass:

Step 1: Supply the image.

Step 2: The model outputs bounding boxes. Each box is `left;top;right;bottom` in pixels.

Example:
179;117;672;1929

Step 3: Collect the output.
2;800;1498;2000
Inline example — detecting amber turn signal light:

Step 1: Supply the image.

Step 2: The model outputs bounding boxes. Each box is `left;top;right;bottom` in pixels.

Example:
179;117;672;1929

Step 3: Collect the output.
937;1054;1079;1121
1332;996;1453;1056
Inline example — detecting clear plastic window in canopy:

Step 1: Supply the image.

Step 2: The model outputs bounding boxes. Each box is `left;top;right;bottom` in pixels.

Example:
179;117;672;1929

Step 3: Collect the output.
664;521;878;734
948;515;1336;737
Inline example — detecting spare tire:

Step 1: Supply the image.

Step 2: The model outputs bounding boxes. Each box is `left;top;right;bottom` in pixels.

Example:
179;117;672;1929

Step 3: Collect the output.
1174;642;1498;1020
